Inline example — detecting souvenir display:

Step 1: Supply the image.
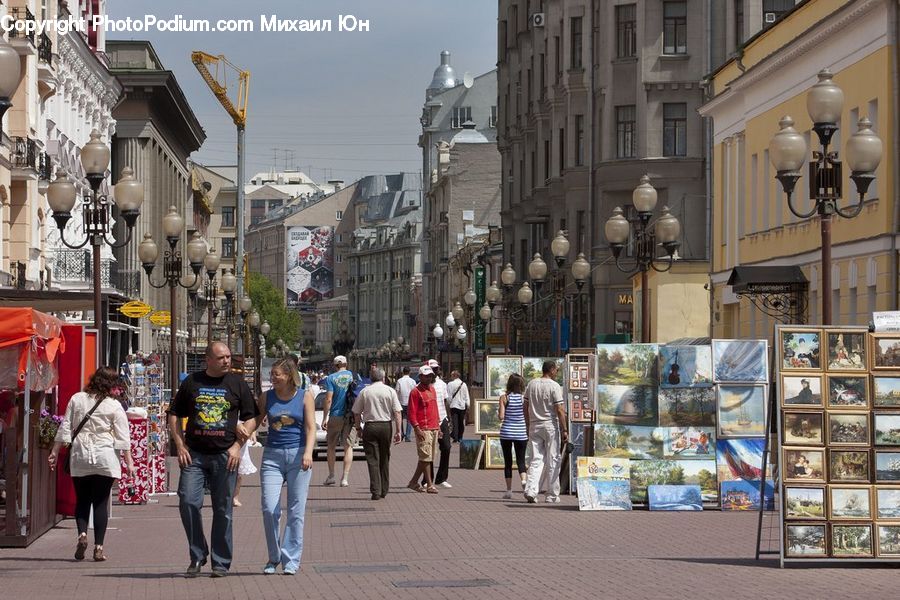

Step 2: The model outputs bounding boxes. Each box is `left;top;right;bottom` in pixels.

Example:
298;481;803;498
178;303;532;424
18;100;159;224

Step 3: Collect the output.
118;354;168;503
568;390;593;423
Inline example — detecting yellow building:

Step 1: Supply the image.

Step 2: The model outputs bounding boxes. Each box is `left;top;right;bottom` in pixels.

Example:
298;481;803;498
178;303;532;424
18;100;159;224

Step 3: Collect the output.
701;0;897;338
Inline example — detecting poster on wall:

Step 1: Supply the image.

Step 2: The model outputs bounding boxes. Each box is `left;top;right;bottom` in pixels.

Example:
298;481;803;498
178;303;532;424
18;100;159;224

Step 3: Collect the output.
285;226;334;306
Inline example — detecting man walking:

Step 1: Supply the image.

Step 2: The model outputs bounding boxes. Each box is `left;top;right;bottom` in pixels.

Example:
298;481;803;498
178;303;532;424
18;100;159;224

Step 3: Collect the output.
446;370;470;442
523;359;567;504
407;365;440;494
167;341;260;577
322;355;356;487
428;360;453;489
352;367;402;499
395;366;416;441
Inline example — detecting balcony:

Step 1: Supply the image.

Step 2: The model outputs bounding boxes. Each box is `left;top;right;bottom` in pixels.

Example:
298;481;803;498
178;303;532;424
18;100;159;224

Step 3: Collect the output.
11;137;38;180
38;33;52;63
8;8;37;56
37;32;57;95
38;152;51;181
52;250;139;296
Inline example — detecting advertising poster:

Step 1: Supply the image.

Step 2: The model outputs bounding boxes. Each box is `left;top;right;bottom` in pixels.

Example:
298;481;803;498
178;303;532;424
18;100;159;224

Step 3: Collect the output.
286;225;334;306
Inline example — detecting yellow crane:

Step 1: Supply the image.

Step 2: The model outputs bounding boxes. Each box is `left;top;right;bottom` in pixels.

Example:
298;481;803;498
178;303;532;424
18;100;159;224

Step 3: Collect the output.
191;51;250;300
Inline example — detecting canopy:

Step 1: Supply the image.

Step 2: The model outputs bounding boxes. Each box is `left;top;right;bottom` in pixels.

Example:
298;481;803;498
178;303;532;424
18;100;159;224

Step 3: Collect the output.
0;307;66;391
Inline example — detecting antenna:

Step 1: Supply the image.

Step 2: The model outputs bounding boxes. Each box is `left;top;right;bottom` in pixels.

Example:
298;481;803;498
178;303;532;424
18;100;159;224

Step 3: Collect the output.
463;72;474;89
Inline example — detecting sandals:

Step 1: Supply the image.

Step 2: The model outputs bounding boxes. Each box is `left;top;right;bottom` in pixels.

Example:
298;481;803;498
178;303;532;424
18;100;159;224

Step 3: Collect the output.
93;545;107;562
74;534;88;560
426;486;439;494
407;483;426;493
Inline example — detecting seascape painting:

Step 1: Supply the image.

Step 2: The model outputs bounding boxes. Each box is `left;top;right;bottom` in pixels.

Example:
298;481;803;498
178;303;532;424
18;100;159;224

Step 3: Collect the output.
648;485;703;511
785;524;827;557
593;425;664;460
596;344;659;385
712;340;768;383
720;479;774;511
658;388;716;427
486;355;523;398
576;479;632;511
716;385;767;437
658;345;713;388
597;385;658;426
576;456;630;480
873;377;900;407
832;524;873;557
874;413;900;446
829;486;872;520
875;451;900;482
458;439;484;470
784;486;826;519
663;427;715;459
781;375;823;408
827;331;867;371
876;487;900;519
475;400;501;435
715;439;766;482
780;329;822;370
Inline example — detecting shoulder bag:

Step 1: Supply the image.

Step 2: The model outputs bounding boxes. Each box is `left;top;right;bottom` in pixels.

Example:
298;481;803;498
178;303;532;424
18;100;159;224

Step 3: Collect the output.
63;396;105;475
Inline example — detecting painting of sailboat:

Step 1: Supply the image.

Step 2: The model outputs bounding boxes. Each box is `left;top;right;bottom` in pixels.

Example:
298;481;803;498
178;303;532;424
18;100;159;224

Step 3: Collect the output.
712;340;768;383
716;385;767;437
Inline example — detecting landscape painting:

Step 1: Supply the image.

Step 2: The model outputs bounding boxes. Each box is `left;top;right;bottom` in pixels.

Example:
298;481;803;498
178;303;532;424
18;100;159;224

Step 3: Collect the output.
522;357;564;386
873;377;900;407
720;479;774;511
785;524;827;557
784;486;826;519
630;459;716;503
783;447;826;483
458;439;484;470
597;385;658;426
875;451;900;482
877;525;900;557
717;385;767;437
475;400;501;435
596;344;659;385
664;427;715;459
716;439;766;482
658;345;713;388
648;485;703;511
782;411;824;446
483;436;503;469
826;375;869;409
874;413;900;446
576;479;632;511
827;412;870;446
827;331;867;371
829;486;872;520
872;335;900;369
832;524;873;557
876;487;900;520
829;450;870;482
593;425;664;460
712;339;768;383
780;329;822;370
576;456;630;480
781;375;823;408
658;388;716;426
486;355;523;398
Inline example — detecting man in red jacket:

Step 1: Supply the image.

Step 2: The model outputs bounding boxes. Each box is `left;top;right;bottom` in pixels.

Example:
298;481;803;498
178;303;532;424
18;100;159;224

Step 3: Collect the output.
406;365;440;493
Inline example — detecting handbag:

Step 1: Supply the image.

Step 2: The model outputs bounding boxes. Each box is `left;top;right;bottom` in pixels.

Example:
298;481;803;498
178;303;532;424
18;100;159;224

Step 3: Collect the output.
63;396;105;475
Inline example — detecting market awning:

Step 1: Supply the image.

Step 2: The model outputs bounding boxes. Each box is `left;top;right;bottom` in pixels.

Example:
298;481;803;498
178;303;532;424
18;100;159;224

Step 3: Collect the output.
726;266;808;293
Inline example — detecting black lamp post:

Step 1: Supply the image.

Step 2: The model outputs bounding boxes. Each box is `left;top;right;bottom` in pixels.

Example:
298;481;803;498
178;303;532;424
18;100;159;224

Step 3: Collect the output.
769;69;883;324
604;175;681;343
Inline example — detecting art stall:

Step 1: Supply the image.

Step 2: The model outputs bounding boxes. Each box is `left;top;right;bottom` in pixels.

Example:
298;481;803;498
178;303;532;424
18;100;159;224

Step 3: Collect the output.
0;307;66;547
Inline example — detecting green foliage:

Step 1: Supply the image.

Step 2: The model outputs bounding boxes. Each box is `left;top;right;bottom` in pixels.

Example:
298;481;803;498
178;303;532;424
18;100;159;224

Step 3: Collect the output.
247;272;301;350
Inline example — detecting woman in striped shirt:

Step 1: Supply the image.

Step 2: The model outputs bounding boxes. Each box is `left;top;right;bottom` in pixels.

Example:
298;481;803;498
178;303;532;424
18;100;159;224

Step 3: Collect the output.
498;373;528;499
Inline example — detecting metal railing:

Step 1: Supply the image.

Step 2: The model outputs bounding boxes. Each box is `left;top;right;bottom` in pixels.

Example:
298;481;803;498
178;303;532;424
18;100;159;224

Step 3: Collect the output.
11;137;37;171
38;152;51;180
38;32;52;63
53;250;112;289
8;8;35;45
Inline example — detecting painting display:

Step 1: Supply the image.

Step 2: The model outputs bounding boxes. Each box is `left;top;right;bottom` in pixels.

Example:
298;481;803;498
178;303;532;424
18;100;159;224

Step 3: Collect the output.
483;436;503;469
875;487;900;519
831;524;873;557
474;400;501;435
827;413;870;446
827;331;867;371
593;425;663;460
874;451;900;482
783;411;824;446
658;388;716;426
828;486;872;520
285;225;334;306
785;524;827;557
658;346;713;388
630;459;716;504
458;439;484;470
782;447;826;483
873;377;900;407
720;479;774;511
663;427;714;459
596;344;659;385
780;329;822;370
829;450;870;482
872;335;900;370
874;413;900;445
781;375;823;408
597;385;658;426
717;385;767;437
826;375;869;409
784;486;825;519
877;525;900;557
712;340;768;383
647;485;703;511
485;356;523;399
576;479;632;511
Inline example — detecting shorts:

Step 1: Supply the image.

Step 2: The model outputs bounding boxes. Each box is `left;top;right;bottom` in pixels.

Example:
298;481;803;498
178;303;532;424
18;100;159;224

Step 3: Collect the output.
416;429;438;462
326;415;358;448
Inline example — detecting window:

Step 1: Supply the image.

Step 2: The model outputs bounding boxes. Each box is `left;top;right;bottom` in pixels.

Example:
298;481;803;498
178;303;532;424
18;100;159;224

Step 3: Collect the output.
221;206;235;228
554;35;561;82
337;233;343;243
663;1;687;55
489;105;498;128
735;0;744;46
268;199;283;211
616;4;637;58
539;51;545;97
336;254;343;264
336;278;343;289
221;238;235;258
251;216;263;225
575;114;585;166
570;17;583;69
559;127;565;174
616;105;636;158
763;0;795;26
663;103;687;157
544;139;551;181
251;199;266;210
335;210;343;221
451;106;472;129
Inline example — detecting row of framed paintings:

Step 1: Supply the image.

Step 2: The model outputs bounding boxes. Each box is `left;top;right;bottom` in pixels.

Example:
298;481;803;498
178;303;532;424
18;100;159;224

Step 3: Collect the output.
784;485;900;521
778;328;900;372
782;447;900;483
780;373;900;409
576;478;775;511
458;435;507;470
784;523;900;558
781;411;900;447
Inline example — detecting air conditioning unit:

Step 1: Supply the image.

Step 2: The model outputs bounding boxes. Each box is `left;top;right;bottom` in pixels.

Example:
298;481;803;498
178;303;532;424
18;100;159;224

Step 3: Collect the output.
531;13;545;28
764;12;777;23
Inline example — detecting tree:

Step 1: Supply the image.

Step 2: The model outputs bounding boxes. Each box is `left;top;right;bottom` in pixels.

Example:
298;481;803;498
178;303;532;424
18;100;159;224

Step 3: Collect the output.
247;272;301;351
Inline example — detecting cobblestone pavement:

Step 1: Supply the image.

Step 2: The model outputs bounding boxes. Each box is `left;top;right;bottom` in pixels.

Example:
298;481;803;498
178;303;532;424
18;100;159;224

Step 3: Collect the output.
1;443;897;599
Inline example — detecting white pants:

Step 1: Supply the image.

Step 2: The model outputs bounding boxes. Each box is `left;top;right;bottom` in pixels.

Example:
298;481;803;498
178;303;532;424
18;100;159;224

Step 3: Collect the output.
525;421;561;499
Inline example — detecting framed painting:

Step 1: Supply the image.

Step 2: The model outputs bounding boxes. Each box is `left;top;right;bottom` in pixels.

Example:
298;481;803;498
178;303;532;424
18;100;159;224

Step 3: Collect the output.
831;524;873;558
576;456;631;480
458;439;484;470
658;388;716;427
720;479;774;511
595;343;659;385
594;425;664;460
874;451;900;482
826;412;870;446
485;355;523;399
716;438;766;482
784;524;827;558
576;479;632;511
780;329;823;371
827;485;872;520
782;411;824;446
781;375;824;408
873;377;900;407
523;357;565;387
783;486;826;520
875;486;900;520
483;436;504;469
828;449;870;483
712;340;768;383
782;447;826;483
826;330;867;371
596;385;658;426
716;385;767;438
874;413;900;446
826;375;869;410
474;400;501;435
663;427;715;459
871;334;900;370
658;345;713;388
568;362;591;390
647;485;703;511
876;525;900;557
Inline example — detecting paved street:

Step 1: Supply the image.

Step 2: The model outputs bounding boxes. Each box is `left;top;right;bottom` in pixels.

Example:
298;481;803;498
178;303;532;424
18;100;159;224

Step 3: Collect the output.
2;443;897;599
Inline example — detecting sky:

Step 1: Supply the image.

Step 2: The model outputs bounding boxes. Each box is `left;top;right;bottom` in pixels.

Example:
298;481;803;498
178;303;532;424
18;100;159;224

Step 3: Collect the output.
108;1;498;185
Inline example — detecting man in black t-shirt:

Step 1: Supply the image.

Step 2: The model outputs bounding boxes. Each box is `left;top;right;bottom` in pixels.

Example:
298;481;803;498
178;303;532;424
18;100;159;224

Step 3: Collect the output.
167;341;259;577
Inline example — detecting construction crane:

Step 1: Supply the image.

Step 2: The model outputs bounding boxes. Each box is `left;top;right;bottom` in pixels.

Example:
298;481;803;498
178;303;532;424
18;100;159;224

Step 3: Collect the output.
191;50;250;304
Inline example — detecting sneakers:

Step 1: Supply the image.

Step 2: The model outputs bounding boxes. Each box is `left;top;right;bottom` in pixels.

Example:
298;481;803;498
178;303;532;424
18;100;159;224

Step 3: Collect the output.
211;568;227;578
263;563;277;575
524;494;537;504
323;475;336;486
438;481;452;488
545;495;560;503
186;558;207;578
340;478;350;487
503;490;513;499
283;566;298;575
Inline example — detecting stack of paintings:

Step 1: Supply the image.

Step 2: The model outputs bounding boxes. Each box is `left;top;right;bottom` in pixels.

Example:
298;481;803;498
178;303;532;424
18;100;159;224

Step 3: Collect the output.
777;326;900;561
575;456;632;511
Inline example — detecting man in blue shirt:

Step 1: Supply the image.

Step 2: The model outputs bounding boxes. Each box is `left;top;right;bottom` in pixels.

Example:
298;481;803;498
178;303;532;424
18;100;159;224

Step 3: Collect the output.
321;355;357;486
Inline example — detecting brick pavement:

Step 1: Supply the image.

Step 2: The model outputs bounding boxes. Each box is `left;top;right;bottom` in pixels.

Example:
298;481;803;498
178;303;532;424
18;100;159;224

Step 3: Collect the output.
1;442;897;599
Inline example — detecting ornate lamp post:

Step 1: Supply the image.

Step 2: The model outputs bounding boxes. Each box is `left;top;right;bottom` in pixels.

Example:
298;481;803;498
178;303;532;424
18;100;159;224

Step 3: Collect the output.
47;133;145;364
139;206;209;395
218;269;237;347
0;36;22;122
570;252;592;347
499;263;517;353
604;175;681;343
201;249;221;344
769;69;882;324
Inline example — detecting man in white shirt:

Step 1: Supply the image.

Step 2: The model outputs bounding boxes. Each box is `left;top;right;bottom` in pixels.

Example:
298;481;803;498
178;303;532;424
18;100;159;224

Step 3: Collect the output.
395;366;416;442
446;370;471;442
523;360;567;504
352;367;402;500
308;373;322;401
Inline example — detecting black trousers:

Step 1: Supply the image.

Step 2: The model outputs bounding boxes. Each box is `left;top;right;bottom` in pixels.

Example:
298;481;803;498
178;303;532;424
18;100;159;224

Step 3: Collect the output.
72;474;115;544
423;419;452;485
500;439;528;479
362;422;392;497
450;408;466;442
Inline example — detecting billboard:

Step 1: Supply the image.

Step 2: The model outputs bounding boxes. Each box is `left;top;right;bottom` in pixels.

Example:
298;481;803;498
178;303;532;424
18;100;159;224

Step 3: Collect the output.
286;225;334;306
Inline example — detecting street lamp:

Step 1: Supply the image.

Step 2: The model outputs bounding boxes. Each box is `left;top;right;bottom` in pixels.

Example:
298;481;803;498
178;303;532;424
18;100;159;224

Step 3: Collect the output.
451;301;465;323
139;207;207;396
527;231;573;355
0;36;22;121
500;263;517;353
201;249;221;344
604;175;681;343
769;69;882;324
219;269;237;347
571;252;591;347
47;133;145;364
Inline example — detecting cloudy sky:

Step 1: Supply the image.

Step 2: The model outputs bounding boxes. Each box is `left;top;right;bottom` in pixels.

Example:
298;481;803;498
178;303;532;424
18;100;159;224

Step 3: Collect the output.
109;0;498;184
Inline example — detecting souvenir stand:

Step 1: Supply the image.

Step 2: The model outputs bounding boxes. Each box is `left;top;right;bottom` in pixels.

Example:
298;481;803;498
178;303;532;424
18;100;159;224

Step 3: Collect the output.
117;355;168;504
0;308;65;547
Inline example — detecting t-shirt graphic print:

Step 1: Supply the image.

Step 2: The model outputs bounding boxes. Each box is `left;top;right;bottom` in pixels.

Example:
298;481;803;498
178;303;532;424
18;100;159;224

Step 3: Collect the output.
195;387;231;436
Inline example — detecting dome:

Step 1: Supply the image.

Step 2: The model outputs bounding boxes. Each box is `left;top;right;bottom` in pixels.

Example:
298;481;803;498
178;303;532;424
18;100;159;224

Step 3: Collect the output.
451;122;489;144
428;51;457;93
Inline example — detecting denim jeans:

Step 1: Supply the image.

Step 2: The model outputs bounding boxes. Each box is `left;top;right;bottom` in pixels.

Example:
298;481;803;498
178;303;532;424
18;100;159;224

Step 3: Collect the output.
178;449;237;571
260;446;312;571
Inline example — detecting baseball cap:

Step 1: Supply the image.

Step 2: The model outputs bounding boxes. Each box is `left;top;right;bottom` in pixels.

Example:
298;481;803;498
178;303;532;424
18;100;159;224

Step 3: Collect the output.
334;355;347;365
427;359;440;368
419;365;434;376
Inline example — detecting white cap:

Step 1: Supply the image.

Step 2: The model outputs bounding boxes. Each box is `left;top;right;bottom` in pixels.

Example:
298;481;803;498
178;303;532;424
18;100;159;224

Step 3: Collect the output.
334;355;347;365
419;365;434;376
427;359;440;368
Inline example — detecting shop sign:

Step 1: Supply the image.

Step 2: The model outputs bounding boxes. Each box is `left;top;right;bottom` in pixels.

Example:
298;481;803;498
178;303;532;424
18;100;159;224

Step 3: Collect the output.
617;293;633;305
119;300;153;318
149;311;171;326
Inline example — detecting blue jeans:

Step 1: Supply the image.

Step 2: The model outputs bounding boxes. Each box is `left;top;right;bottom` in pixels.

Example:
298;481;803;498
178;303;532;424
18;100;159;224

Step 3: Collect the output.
260;446;312;571
177;449;237;571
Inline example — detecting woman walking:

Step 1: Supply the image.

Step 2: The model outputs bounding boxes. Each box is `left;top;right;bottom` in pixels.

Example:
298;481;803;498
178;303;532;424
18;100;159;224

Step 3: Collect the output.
252;358;315;575
48;367;135;561
498;373;528;499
